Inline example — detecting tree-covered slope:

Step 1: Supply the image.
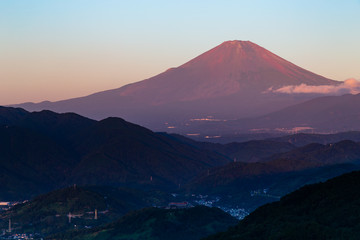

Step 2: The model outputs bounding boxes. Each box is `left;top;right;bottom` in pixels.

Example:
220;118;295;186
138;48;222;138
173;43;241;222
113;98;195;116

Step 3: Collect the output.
0;107;230;198
205;170;360;240
0;125;77;200
0;186;170;236
190;140;360;193
54;206;238;240
68;117;230;188
167;134;295;162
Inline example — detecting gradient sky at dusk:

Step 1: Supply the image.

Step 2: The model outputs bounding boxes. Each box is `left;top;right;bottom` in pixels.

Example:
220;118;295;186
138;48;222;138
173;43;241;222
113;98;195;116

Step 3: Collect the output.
1;0;359;105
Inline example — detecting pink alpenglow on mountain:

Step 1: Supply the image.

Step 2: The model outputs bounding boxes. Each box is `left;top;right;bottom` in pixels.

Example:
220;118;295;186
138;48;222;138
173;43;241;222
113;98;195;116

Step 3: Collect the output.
13;40;339;131
117;41;337;104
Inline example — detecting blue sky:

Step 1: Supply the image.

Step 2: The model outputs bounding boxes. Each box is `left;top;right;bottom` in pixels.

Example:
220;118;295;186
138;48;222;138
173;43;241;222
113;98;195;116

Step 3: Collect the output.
1;0;359;104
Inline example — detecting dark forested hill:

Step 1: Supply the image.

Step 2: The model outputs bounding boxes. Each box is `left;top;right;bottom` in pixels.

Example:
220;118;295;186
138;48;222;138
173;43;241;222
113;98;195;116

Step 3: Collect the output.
205;170;360;240
0;186;171;236
167;133;295;162
186;140;360;211
0;125;77;200
67;117;230;188
0;107;230;199
53;206;238;240
190;140;360;192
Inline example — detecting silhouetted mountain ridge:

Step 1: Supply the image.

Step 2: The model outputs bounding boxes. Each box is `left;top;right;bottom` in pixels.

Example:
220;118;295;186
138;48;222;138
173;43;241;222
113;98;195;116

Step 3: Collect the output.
0;107;230;199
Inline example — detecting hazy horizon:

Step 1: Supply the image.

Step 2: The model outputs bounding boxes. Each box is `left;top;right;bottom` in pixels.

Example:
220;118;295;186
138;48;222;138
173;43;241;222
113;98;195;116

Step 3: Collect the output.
1;0;360;105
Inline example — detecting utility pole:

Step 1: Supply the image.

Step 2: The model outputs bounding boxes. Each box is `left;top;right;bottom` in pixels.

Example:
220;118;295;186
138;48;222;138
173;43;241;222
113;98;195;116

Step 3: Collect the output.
94;209;98;220
68;212;72;223
8;218;11;233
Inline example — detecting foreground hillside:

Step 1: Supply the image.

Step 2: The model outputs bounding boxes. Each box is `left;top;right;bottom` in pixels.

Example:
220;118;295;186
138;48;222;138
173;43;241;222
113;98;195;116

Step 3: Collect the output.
0;186;170;236
205;170;360;240
0;124;76;199
53;206;238;240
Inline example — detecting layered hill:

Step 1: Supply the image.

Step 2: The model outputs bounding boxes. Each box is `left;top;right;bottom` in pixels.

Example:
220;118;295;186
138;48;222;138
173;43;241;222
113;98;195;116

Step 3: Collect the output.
67;117;229;187
13;41;338;131
247;93;360;133
187;140;360;210
0;107;230;199
190;140;360;191
205;170;360;240
190;93;360;137
0;125;77;199
166;134;295;162
53;206;238;240
269;131;360;147
0;186;171;236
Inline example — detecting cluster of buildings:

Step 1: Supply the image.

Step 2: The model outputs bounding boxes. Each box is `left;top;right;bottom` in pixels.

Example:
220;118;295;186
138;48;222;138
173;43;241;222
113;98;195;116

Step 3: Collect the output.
0;202;27;212
194;195;220;207
220;207;249;220
167;194;249;220
0;233;43;240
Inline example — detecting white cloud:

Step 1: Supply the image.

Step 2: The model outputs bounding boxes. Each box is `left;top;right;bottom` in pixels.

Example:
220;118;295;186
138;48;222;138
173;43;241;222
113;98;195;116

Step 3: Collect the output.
269;79;360;95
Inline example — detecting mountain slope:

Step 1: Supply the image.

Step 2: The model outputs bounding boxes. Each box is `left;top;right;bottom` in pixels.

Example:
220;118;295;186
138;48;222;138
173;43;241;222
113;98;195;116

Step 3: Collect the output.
0;107;230;198
115;40;335;103
0;125;77;200
12;41;337;131
0;186;170;236
247;93;360;132
205;170;360;240
258;93;360;132
0;106;96;147
189;140;360;192
269;131;360;147
53;206;238;240
166;134;295;162
186;140;360;211
197;93;360;136
67;117;230;188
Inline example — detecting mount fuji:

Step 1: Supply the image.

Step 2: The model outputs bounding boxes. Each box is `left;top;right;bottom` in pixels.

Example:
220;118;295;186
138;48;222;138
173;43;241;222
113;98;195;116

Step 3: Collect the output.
13;41;338;131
